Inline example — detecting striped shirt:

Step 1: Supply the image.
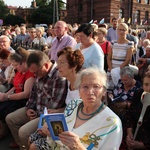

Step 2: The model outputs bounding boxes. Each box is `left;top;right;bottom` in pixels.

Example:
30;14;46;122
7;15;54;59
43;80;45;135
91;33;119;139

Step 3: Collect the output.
111;41;134;68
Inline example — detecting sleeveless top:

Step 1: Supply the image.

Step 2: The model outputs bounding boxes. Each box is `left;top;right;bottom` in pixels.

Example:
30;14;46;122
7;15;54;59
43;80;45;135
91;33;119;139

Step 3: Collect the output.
111;41;134;68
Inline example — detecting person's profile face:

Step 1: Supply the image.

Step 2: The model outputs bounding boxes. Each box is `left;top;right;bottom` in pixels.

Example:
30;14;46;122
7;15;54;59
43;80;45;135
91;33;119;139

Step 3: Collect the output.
143;77;150;93
146;32;150;39
11;60;24;72
77;32;89;45
29;63;45;78
146;48;150;57
0;37;10;49
57;54;72;78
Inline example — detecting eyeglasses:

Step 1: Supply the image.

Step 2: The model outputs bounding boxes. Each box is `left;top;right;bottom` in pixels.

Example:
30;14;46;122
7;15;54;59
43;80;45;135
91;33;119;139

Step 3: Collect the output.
0;41;9;43
56;61;68;66
35;66;43;73
80;84;103;92
97;32;103;35
118;29;126;32
31;31;36;33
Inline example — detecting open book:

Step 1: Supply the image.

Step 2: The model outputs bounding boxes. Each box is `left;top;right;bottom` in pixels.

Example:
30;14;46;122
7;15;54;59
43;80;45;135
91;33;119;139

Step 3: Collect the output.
38;107;48;129
38;107;68;140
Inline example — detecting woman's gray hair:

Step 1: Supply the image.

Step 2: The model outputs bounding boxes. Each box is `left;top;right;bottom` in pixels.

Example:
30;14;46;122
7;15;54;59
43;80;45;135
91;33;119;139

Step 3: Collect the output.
120;66;134;78
74;67;108;89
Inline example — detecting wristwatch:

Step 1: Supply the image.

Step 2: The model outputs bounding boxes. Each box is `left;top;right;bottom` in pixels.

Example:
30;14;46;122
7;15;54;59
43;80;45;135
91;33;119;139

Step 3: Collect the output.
7;95;10;101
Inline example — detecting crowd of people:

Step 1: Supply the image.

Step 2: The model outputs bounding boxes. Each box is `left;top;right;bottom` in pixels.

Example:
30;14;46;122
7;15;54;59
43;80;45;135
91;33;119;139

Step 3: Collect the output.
0;18;149;150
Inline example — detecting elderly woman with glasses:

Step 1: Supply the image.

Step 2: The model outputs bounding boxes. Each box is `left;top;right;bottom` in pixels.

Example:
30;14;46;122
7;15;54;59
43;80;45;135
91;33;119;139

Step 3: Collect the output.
108;66;142;149
29;68;122;150
108;66;142;120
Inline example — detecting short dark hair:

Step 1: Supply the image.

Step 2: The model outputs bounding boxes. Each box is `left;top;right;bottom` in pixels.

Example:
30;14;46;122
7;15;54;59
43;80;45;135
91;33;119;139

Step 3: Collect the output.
112;17;117;22
57;47;84;73
0;49;10;59
8;47;29;64
76;23;94;36
26;51;50;68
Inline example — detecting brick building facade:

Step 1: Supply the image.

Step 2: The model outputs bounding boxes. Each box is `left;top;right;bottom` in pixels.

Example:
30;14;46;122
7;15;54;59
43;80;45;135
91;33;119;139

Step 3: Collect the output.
65;0;150;25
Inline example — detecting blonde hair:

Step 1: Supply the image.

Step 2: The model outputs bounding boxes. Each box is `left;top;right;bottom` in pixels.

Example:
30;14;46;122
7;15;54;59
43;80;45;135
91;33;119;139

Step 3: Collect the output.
117;23;128;31
91;24;98;31
96;27;107;35
143;39;150;45
36;27;43;33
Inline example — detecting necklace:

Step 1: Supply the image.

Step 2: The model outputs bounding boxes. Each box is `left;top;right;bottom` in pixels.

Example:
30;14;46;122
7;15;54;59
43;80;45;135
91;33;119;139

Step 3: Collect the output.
77;102;104;120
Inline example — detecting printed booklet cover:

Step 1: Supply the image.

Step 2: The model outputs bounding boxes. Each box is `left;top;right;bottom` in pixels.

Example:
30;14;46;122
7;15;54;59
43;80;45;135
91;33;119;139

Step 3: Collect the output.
44;113;68;140
38;107;68;140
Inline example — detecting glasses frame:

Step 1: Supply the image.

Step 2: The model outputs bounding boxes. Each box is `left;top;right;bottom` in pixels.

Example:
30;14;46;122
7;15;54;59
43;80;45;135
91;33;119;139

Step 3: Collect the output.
79;84;104;92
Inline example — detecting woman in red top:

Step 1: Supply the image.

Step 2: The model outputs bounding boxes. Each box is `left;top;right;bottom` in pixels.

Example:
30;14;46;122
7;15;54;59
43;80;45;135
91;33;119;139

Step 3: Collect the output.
0;47;35;139
96;27;111;71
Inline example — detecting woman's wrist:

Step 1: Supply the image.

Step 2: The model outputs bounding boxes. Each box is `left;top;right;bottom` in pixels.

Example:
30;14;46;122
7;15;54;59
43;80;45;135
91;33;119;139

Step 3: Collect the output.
7;95;11;101
71;143;86;150
127;128;133;136
3;93;8;101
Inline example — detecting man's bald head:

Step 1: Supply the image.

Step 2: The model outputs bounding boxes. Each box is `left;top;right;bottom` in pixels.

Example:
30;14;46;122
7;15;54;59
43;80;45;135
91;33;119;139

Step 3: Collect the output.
54;21;68;38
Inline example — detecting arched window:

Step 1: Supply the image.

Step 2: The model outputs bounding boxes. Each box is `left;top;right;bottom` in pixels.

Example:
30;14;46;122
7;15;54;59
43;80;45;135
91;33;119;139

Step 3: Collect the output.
145;0;149;4
134;10;140;24
136;0;141;3
145;11;149;22
119;9;124;18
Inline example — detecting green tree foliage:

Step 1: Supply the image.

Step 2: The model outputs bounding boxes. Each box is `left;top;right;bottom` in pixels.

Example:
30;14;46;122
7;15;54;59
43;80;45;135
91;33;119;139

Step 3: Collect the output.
27;5;53;25
0;0;9;19
35;0;65;7
36;0;49;7
3;14;25;26
27;0;66;25
27;0;53;24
